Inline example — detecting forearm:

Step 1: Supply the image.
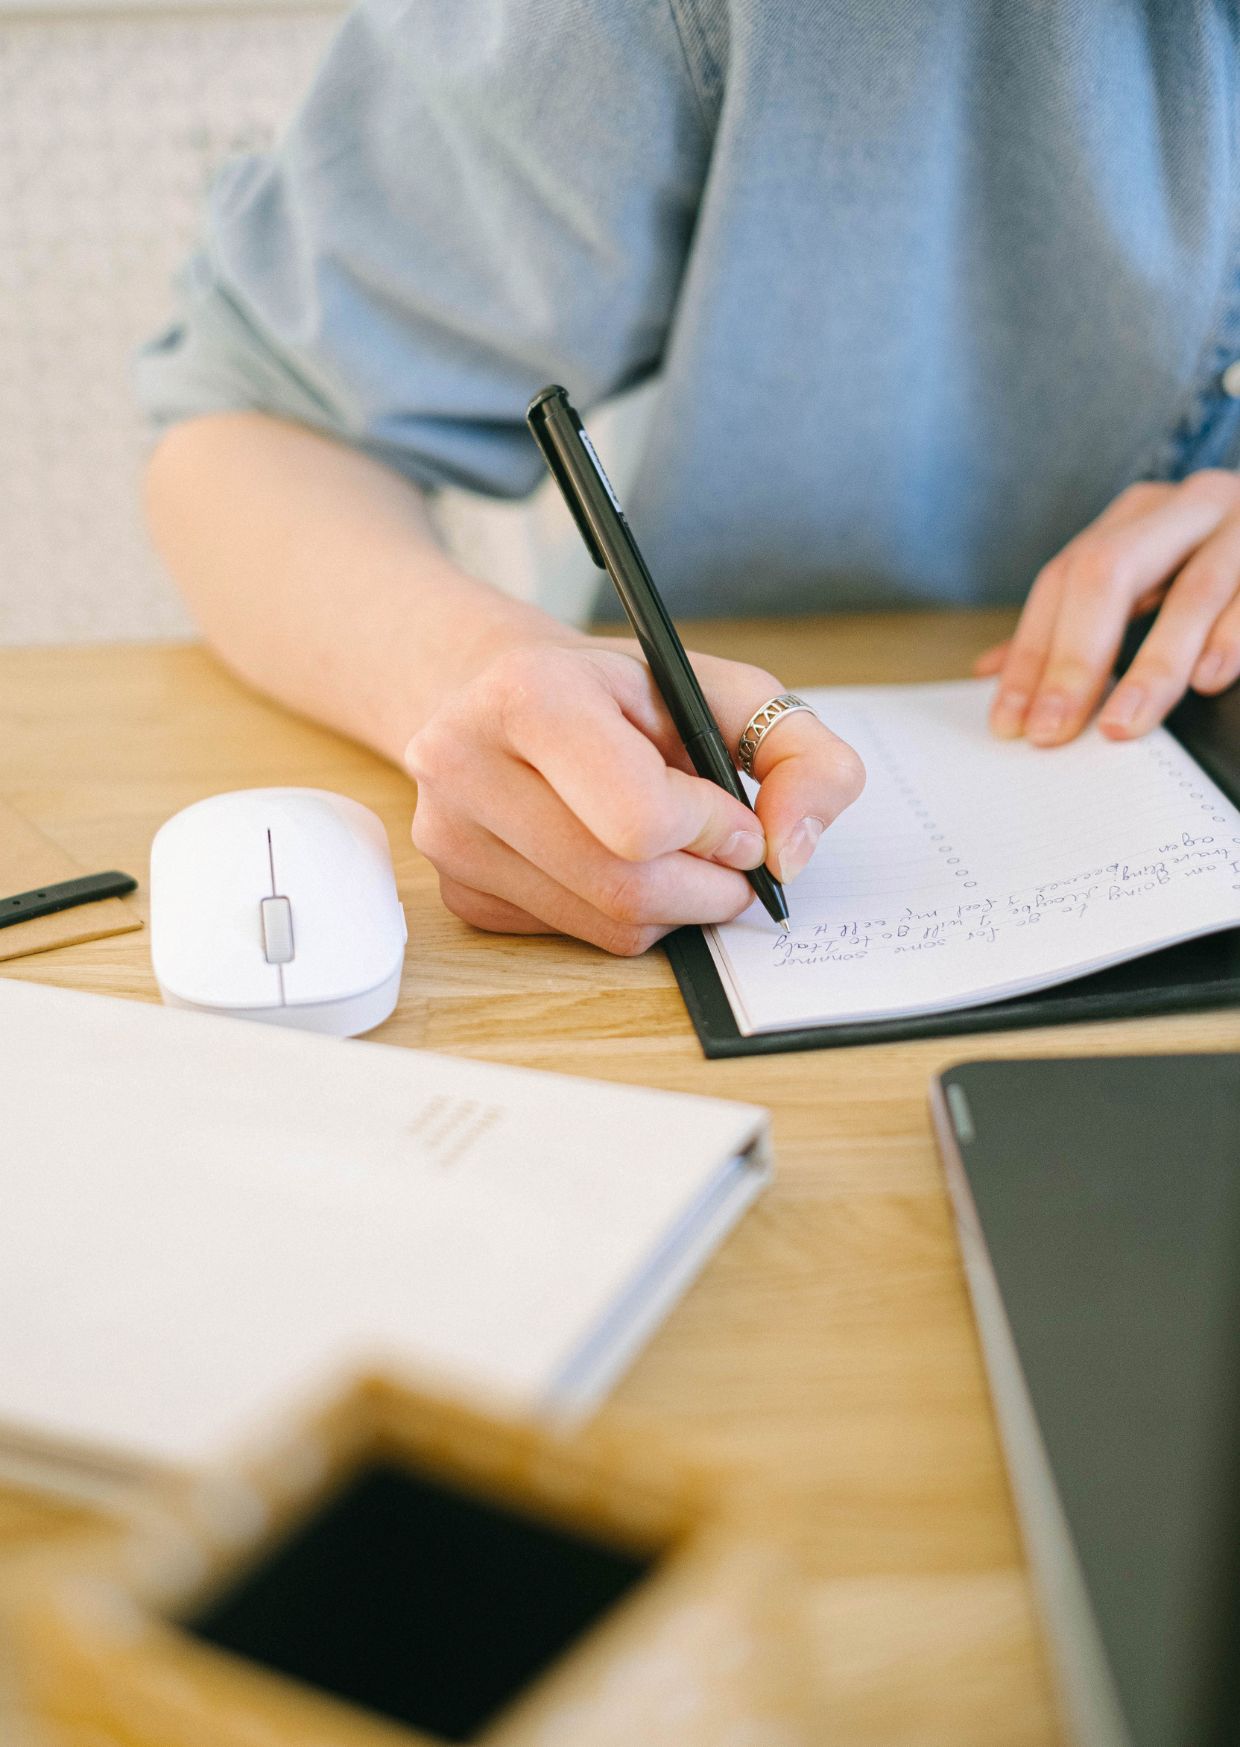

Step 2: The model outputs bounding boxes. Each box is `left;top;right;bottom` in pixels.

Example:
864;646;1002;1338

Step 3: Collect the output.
143;411;582;764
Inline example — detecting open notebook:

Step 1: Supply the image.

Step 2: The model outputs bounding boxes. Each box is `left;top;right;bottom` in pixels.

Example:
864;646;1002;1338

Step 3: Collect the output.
0;980;769;1497
669;678;1240;1054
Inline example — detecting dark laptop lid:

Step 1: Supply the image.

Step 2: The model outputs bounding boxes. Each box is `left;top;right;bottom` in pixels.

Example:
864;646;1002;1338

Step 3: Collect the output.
932;1054;1240;1747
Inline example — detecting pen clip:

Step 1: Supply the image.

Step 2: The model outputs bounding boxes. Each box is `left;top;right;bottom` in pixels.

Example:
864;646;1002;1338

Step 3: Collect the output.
526;391;607;570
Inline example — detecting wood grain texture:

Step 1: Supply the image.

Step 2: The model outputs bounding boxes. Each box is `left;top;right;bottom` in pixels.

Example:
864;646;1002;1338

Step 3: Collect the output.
0;800;140;961
3;610;1233;1744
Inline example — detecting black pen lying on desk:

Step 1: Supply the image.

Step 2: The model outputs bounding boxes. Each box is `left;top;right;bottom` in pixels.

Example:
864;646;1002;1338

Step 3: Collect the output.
526;385;790;931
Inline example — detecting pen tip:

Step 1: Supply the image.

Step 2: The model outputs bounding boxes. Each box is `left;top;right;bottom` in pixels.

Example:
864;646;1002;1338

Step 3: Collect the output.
779;919;791;933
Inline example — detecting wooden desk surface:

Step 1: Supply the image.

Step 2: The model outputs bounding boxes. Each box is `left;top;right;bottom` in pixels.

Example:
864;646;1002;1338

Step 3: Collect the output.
4;609;1235;1745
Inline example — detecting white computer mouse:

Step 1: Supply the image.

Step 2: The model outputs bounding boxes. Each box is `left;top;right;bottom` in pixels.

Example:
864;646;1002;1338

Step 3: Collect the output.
149;788;407;1036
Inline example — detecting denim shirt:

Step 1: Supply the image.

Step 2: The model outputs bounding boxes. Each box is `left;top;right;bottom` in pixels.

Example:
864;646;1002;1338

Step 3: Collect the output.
137;0;1240;618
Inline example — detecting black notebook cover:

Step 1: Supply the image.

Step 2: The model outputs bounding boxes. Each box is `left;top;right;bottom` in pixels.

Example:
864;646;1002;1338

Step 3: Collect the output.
666;642;1240;1058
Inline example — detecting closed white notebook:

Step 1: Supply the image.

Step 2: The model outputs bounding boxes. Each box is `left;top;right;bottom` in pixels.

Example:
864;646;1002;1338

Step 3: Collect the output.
0;980;768;1487
708;679;1240;1035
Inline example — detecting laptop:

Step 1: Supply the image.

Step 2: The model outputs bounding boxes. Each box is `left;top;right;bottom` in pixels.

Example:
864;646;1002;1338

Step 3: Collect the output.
930;1054;1240;1747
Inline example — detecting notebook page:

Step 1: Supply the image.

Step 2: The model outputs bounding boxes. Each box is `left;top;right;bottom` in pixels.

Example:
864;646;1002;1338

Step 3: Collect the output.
707;679;1240;1034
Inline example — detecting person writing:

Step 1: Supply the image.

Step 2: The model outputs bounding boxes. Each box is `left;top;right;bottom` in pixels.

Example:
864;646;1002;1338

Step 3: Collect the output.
139;1;1240;956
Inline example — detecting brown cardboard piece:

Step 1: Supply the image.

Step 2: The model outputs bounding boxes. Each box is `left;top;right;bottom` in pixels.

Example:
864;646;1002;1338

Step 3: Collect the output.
0;799;141;962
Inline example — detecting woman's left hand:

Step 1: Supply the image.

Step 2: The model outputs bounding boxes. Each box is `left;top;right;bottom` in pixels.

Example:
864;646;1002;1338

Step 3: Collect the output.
975;470;1240;745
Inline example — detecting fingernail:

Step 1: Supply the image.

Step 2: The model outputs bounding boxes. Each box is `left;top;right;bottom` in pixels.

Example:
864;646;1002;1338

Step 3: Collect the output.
1026;693;1067;745
1194;651;1225;691
1099;684;1145;734
716;828;766;871
990;690;1028;738
776;816;825;883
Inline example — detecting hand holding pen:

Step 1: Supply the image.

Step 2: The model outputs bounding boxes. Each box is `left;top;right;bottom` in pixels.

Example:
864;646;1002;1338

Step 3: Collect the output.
527;386;865;932
403;392;865;956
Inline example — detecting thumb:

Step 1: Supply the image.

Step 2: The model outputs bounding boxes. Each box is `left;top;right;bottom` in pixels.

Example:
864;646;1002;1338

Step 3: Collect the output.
699;663;867;884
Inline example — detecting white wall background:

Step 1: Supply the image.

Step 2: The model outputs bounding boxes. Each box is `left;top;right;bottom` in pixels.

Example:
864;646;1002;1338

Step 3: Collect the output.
0;1;641;646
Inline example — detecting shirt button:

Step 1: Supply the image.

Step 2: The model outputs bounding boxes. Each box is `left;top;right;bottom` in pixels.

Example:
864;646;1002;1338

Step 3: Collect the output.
1221;359;1240;399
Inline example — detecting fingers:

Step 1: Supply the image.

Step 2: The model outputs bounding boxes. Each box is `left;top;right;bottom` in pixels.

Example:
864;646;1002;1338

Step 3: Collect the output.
437;881;550;936
1099;508;1240;735
988;565;1064;739
683;658;867;883
582;643;869;882
501;645;866;888
407;639;866;954
986;485;1168;737
438;871;668;958
485;646;763;865
418;753;755;922
438;868;665;956
425;822;742;956
991;475;1237;745
1193;591;1240;695
748;713;865;881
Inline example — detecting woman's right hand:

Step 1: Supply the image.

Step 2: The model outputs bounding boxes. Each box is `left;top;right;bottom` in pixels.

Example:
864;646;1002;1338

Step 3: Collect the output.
404;636;866;955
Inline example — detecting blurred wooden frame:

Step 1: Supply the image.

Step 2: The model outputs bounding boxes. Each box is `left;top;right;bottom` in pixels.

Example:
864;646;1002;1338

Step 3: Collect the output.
6;1373;821;1746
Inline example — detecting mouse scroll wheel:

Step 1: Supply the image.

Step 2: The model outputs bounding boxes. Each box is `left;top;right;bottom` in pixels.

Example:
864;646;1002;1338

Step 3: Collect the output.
260;895;295;965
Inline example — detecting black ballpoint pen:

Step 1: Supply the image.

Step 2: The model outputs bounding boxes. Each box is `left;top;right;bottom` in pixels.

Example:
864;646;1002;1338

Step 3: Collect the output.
526;385;790;931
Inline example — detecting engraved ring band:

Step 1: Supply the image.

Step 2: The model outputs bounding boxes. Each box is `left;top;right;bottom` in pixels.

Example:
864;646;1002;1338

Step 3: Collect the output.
736;693;818;779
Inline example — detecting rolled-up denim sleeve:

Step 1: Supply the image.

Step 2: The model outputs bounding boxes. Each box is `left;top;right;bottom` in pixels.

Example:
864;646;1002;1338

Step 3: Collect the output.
135;0;710;497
